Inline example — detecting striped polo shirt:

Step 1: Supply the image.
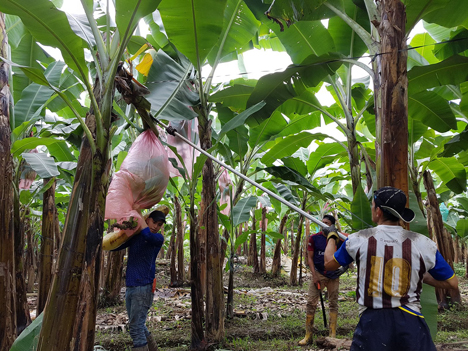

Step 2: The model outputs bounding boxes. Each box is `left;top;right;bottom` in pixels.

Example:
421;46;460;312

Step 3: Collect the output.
334;225;454;314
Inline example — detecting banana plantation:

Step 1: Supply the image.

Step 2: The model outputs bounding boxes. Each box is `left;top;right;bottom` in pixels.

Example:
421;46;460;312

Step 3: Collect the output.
1;0;468;350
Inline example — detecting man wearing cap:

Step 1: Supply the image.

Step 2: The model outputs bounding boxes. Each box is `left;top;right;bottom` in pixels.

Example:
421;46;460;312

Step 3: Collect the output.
324;186;458;351
299;214;344;345
113;210;166;351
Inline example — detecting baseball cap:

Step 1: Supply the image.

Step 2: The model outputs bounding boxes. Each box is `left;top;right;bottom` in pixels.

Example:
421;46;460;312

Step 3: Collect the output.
148;210;166;223
373;186;415;223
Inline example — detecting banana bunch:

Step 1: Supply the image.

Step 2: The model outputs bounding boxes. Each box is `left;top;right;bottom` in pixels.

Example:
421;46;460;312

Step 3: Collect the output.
102;205;169;251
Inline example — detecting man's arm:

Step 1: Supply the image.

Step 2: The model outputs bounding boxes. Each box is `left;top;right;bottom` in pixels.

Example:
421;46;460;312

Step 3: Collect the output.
307;250;320;286
423;272;458;290
324;240;341;271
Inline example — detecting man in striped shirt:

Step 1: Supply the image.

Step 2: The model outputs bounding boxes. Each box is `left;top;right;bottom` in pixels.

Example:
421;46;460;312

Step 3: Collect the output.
324;186;458;351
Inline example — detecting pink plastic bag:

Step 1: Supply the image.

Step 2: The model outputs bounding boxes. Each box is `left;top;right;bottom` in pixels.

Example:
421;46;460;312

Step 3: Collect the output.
166;119;200;178
105;130;169;237
218;168;232;215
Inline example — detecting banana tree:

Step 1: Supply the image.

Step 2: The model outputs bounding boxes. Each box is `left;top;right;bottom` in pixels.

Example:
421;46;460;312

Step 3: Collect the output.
156;0;264;343
0;0;164;349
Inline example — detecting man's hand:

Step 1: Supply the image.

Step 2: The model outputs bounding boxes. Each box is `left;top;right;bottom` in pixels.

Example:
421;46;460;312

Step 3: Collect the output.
322;224;336;236
129;211;148;230
323;224;339;244
312;273;320;287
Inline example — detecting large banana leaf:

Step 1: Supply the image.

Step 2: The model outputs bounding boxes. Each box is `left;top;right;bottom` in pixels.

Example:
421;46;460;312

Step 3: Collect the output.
327;1;369;57
159;0;227;66
11;137;66;157
210;83;256;111
268;20;335;64
307;142;345;175
261;132;326;165
13;61;64;130
440;126;468;157
408;91;457;132
403;0;446;33
282;156;308;177
408;191;429;236
145;50;198;121
350;183;372;230
246;54;342;126
279;112;322;137
0;0;87;79
263;165;326;199
10;312;43;351
232;196;257;226
433;28;468;60
5;14;26;49
207;0;260;66
248;111;288;147
456;218;468;237
22;152;60;178
10;31;52;102
115;0;161;45
421;0;468;29
217;101;265;140
408;55;468;94
261;0;336;23
420;284;438;339
428;157;467;194
278;89;323;117
226;126;249;158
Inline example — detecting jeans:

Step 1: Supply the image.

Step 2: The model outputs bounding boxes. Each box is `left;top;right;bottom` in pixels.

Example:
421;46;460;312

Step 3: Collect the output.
126;284;153;347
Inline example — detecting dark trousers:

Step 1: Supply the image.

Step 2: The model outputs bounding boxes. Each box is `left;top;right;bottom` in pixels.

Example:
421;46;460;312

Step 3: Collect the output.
351;308;437;351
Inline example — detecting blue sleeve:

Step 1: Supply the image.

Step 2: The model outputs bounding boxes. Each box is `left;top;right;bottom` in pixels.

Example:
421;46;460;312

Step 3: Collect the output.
428;250;455;281
333;239;354;266
111;235;134;251
139;226;164;247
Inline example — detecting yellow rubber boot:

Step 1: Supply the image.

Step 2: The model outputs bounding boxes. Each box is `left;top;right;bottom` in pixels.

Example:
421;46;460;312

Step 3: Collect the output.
298;314;314;346
329;311;338;338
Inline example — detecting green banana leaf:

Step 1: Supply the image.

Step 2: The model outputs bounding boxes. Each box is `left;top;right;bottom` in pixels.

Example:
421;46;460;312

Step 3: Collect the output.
10;313;43;351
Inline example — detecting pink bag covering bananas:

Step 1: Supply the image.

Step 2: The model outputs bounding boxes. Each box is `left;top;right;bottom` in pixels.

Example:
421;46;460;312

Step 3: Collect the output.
105;130;169;231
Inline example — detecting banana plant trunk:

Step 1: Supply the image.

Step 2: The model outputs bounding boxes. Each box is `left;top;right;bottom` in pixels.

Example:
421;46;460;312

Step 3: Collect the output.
0;12;17;349
271;214;288;276
198;117;224;342
290;195;307;285
38;78;113;350
374;0;409;196
169;203;177;284
25;222;37;292
220;179;245;265
249;211;259;272
189;190;206;349
14;195;31;334
175;195;184;283
348;126;361;195
198;196;206;295
423;170;461;309
259;206;267;274
38;178;56;315
101;249;125;306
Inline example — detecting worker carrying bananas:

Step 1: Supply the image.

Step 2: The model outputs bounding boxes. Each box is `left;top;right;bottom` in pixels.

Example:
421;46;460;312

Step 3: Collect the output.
112;210;166;351
299;214;347;346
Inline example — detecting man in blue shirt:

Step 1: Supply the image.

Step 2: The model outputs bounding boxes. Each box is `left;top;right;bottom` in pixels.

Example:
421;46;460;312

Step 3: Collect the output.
299;215;344;346
114;210;165;351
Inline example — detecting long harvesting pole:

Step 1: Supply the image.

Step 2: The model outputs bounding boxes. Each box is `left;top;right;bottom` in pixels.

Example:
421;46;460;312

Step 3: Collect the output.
157;119;347;240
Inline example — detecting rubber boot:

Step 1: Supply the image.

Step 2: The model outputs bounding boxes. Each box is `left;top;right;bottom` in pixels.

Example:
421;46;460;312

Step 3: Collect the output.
146;333;158;351
132;344;149;351
329;311;338;338
298;314;314;346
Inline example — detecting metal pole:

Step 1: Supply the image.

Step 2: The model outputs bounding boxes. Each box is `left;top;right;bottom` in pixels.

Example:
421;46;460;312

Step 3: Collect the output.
156;120;347;240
